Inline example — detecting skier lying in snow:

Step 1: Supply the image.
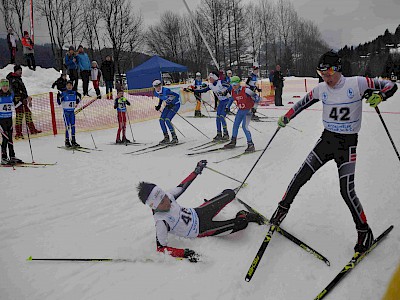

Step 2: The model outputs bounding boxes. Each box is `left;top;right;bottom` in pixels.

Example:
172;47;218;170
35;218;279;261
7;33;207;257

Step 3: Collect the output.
137;160;263;262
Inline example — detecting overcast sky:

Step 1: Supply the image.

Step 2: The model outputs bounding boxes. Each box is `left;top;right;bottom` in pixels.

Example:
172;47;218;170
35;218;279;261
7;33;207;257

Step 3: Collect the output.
1;0;399;49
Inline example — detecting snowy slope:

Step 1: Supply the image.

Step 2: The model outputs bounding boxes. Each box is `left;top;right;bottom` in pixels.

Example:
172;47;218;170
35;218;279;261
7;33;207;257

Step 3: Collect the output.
0;77;399;300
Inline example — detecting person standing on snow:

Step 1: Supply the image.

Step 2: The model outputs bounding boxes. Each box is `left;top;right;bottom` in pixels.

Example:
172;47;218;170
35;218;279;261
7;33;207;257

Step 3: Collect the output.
91;61;102;99
272;64;285;106
224;76;260;153
64;46;79;91
137;160;263;262
6;28;17;64
113;89;131;144
6;65;41;139
185;72;206;118
58;81;81;147
153;79;181;145
270;50;398;254
101;55;115;99
21;31;36;71
76;45;91;97
0;79;23;165
196;71;232;141
246;65;262;121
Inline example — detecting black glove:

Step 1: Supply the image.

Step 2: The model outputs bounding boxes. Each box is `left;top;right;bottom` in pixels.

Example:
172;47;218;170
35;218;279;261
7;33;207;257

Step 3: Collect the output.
251;108;257;114
184;88;194;93
257;87;262;92
194;159;207;175
225;107;230;113
155;104;161;111
184;248;200;263
166;103;174;109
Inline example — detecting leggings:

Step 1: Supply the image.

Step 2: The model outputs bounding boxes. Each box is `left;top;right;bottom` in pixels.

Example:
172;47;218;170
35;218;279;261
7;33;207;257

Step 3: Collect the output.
280;129;367;230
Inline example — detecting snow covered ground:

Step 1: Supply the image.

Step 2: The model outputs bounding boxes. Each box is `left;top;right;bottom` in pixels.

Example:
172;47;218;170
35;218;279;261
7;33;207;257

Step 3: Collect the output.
1;75;399;299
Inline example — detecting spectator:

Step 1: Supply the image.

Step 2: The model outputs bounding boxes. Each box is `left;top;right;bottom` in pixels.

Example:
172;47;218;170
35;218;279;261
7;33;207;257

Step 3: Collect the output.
51;72;68;103
6;65;41;139
21;31;36;71
76;45;91;96
268;69;275;96
64;46;79;91
91;61;102;99
100;55;115;99
6;28;17;64
272;64;284;106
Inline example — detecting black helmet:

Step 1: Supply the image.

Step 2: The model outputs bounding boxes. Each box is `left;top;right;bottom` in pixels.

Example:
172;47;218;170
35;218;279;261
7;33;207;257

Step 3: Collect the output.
317;50;342;72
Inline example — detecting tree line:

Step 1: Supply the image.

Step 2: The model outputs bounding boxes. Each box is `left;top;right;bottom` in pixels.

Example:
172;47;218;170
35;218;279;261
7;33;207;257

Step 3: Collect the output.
1;0;330;77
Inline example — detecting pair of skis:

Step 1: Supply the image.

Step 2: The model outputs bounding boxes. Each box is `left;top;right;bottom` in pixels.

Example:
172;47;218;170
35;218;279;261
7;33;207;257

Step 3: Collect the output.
58;145;102;153
1;162;57;168
124;142;186;156
243;202;393;299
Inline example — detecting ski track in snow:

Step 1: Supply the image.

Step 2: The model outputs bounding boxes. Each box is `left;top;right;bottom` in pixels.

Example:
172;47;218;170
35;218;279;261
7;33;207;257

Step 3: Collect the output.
1;79;399;300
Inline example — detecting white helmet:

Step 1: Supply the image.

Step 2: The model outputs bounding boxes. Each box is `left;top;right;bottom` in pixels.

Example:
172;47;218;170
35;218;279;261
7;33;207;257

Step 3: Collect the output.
196;72;201;77
152;79;162;87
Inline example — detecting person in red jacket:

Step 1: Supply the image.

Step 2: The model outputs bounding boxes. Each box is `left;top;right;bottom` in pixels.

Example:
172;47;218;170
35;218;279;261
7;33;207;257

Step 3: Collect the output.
137;160;264;262
91;61;102;99
21;31;36;71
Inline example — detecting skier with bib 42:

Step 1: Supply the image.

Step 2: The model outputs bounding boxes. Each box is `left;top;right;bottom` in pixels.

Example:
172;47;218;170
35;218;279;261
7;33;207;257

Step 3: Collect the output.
137;160;263;262
270;50;398;253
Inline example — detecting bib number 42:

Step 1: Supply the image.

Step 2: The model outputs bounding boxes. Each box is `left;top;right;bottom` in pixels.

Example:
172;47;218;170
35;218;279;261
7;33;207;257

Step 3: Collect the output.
329;107;350;121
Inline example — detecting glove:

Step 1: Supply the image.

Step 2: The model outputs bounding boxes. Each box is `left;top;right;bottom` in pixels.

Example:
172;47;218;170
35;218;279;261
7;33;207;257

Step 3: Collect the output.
278;116;290;128
364;91;383;108
166;103;174;109
155;104;161;111
184;88;193;93
194;159;207;175
184;248;200;263
217;90;228;97
257;88;262;92
225;107;230;113
251;108;257;114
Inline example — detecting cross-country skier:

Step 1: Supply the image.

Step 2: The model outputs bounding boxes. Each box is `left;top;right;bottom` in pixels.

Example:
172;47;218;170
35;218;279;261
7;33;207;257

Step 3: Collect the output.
153;79;180;144
114;90;131;144
0;79;22;165
246;65;262;121
270;50;398;253
196;71;232;141
137;160;263;262
224;76;260;153
58;81;81;147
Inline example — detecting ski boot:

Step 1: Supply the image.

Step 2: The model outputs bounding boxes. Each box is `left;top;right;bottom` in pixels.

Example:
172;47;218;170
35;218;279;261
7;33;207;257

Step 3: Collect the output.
159;133;170;145
245;142;255;153
212;132;222;142
10;157;24;164
116;138;122;144
15;134;24;140
71;138;80;147
65;139;72;148
354;224;374;253
251;113;260;121
30;129;42;134
1;156;9;165
270;204;290;226
236;210;264;225
221;132;230;141
122;137;131;144
194;110;201;117
224;137;237;149
170;133;178;144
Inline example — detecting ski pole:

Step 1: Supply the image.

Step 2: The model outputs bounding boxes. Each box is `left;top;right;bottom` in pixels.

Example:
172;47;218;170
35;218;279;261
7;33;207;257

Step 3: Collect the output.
80;105;97;149
205;166;248;186
255;110;302;132
173;109;210;139
22;105;35;163
126;109;136;143
225;114;263;134
172;122;185;138
375;106;400;162
236;127;281;195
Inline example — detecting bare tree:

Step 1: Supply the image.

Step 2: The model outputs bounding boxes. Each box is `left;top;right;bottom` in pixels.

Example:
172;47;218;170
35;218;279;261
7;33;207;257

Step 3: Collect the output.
276;0;296;66
4;0;28;37
258;0;276;70
81;0;103;58
0;0;16;33
99;0;143;75
245;3;263;65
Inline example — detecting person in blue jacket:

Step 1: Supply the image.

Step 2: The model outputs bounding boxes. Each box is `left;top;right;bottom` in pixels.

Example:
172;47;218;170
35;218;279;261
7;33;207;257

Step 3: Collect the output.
196;71;232;141
64;46;78;91
153;79;181;144
76;45;91;97
58;81;81;147
0;79;22;165
246;65;262;121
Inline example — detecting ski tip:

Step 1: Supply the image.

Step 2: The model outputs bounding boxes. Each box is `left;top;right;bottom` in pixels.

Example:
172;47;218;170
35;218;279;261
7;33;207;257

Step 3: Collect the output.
27;256;32;261
325;260;331;267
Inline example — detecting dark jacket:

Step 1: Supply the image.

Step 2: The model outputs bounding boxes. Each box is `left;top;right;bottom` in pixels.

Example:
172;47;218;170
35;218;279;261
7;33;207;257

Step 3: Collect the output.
272;70;284;88
52;77;67;92
100;60;115;81
6;72;28;100
6;33;17;50
65;53;78;70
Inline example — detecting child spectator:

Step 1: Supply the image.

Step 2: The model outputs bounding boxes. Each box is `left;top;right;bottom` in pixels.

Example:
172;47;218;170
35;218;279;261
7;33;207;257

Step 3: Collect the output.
21;31;36;71
91;61;102;99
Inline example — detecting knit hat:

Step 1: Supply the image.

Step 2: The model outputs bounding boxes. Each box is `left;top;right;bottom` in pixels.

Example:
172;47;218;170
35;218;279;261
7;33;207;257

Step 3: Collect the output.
209;71;219;81
0;78;9;87
137;182;165;209
69;45;75;51
23;31;29;36
66;80;73;85
14;65;22;72
78;44;83;50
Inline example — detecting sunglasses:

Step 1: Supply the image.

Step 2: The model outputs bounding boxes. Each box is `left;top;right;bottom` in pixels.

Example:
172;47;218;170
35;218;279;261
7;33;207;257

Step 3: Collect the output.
317;66;339;77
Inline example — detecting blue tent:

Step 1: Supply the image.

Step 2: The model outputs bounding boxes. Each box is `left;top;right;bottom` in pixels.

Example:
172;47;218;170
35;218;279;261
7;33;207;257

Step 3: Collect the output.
126;55;188;89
